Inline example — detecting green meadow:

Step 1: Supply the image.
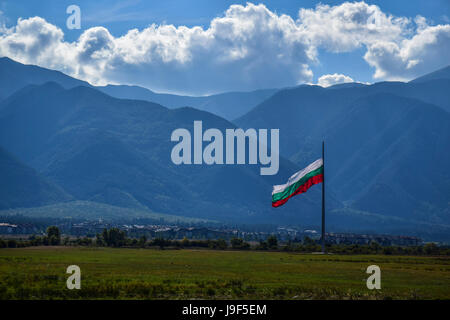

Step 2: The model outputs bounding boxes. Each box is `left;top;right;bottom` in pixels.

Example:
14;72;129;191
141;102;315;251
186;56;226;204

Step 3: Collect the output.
0;247;449;300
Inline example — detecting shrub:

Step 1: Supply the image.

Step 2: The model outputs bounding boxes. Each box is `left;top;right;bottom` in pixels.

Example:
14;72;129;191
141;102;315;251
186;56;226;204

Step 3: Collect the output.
7;240;17;248
230;238;250;250
46;226;61;245
267;235;278;249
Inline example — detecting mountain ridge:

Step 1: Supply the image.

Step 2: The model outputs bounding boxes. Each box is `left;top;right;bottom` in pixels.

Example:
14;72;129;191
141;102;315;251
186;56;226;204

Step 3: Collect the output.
0;81;331;225
0;57;278;120
237;87;450;229
1;57;449;236
0;145;72;210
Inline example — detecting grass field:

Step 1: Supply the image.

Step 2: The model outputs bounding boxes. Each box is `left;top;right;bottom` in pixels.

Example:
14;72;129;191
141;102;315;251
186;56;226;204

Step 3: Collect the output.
0;247;449;300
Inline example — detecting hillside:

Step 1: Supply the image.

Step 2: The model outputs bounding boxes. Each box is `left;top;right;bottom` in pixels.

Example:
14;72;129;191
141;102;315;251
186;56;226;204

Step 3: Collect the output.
0;82;328;225
0;146;72;209
236;83;450;230
97;85;278;120
410;65;450;83
1;58;449;236
0;57;277;120
0;57;89;101
0;200;213;223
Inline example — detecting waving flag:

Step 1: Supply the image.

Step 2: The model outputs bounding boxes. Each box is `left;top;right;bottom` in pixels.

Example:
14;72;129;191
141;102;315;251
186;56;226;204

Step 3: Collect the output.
272;158;323;207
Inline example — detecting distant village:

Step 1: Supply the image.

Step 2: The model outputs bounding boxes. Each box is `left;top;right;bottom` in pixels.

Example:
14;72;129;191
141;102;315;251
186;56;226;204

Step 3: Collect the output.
0;220;422;246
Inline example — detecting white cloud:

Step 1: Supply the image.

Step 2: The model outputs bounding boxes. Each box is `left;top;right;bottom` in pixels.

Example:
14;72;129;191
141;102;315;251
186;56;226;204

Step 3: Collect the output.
0;17;74;72
0;2;449;94
297;2;411;52
317;73;354;87
0;4;315;94
364;22;450;80
297;3;450;81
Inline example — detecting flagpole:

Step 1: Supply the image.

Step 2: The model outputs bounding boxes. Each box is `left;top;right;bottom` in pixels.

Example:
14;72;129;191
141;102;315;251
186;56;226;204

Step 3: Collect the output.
322;140;326;254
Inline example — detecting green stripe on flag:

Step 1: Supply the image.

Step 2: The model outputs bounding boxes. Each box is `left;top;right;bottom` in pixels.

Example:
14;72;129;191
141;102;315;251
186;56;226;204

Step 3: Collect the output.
272;166;323;202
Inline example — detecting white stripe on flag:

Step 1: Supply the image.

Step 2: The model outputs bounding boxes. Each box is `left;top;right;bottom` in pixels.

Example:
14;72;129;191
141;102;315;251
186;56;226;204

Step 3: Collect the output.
272;158;323;195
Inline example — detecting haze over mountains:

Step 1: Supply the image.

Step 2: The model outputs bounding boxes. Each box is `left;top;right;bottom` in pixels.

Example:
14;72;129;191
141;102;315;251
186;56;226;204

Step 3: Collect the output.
0;57;88;102
0;57;449;239
0;57;277;120
0;77;321;225
97;85;278;120
410;66;450;84
236;78;450;234
0;145;72;209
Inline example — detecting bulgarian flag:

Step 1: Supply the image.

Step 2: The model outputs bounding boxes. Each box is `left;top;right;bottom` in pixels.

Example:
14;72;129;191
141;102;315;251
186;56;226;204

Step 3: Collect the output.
272;158;323;207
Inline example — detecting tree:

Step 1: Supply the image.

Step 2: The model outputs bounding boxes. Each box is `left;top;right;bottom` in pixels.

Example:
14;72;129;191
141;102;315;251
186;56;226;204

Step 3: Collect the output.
101;229;109;245
208;239;228;250
138;235;147;247
181;237;190;247
46;226;61;245
424;242;439;255
230;237;243;249
257;240;268;250
102;228;127;247
63;236;70;246
369;241;381;254
230;237;250;250
153;237;167;249
7;239;17;248
303;236;315;246
95;233;104;246
267;235;278;249
216;239;227;250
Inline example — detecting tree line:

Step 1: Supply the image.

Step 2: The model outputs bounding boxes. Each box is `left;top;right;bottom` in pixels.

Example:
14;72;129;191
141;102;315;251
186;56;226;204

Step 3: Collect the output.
0;226;449;256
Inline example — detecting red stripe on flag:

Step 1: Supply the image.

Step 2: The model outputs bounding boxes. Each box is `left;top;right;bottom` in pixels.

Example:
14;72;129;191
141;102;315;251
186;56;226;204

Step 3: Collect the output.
272;174;323;208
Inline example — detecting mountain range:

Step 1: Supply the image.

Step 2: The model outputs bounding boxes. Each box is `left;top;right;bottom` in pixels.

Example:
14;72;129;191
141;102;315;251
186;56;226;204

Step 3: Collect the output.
0;79;325;225
0;146;71;209
236;78;450;231
0;56;449;239
0;57;277;120
97;84;278;120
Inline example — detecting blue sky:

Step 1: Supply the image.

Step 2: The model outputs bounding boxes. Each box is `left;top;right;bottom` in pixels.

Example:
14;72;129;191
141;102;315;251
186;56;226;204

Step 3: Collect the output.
0;0;449;94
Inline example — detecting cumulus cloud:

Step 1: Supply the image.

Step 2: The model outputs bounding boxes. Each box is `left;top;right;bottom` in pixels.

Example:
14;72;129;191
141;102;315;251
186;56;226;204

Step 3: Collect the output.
0;4;315;94
317;73;354;87
297;1;411;52
0;17;75;74
364;22;450;80
0;2;449;94
297;3;450;81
